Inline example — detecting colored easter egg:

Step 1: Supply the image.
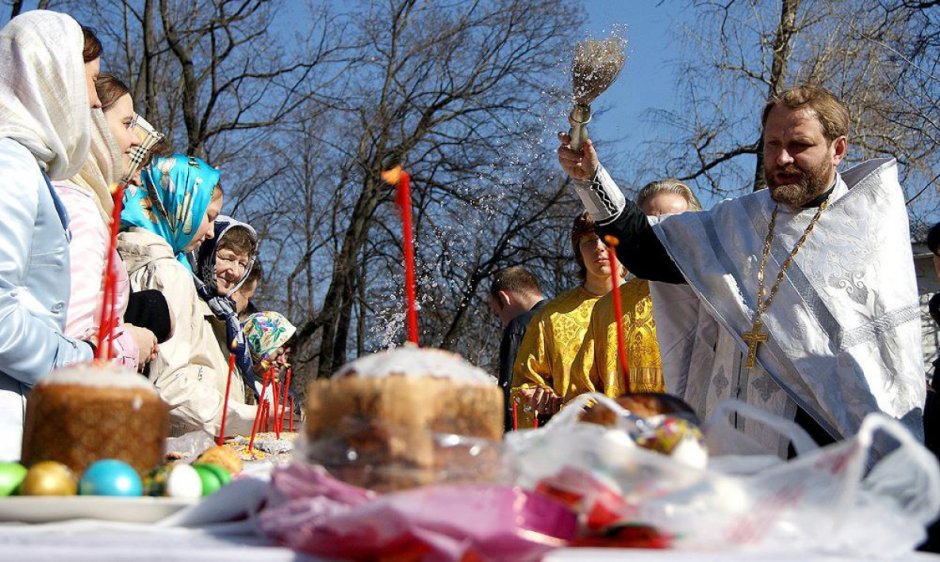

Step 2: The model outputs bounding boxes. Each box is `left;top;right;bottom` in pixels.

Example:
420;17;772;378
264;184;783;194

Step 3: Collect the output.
164;464;203;499
20;461;77;496
195;463;232;486
0;462;27;496
192;464;222;496
79;459;143;496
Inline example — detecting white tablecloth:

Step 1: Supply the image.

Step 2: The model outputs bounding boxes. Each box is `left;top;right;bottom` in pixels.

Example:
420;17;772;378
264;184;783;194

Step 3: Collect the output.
0;522;937;562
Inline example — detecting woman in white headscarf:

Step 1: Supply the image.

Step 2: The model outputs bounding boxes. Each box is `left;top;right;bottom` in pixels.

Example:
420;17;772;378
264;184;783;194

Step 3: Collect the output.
0;11;103;460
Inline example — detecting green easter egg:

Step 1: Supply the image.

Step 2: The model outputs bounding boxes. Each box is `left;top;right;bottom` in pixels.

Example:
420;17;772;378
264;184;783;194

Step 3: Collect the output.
195;463;232;486
192;464;222;496
0;462;27;496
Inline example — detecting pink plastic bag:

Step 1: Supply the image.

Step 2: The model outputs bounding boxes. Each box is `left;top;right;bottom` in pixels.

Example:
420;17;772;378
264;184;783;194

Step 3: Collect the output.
257;463;577;561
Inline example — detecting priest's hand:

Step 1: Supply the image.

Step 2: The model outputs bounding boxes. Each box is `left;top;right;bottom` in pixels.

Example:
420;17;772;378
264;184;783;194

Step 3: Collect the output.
557;132;600;181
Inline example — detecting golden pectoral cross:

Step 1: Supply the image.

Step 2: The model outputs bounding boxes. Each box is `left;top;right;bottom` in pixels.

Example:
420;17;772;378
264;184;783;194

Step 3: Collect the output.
742;320;768;370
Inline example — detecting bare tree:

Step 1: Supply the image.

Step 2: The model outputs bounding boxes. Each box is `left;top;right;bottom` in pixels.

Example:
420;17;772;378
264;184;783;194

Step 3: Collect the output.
268;0;583;379
634;0;940;226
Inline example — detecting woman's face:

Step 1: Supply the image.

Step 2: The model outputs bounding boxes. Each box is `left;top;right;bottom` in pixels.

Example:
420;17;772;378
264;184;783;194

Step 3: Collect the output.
103;93;142;185
184;195;223;253
84;58;101;109
214;247;251;295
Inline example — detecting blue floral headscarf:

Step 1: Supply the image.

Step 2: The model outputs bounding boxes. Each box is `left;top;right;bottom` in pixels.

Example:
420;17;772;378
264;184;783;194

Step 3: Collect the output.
121;154;220;271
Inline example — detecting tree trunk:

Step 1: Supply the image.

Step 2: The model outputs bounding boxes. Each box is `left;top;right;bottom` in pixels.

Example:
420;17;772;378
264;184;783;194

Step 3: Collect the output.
754;0;801;192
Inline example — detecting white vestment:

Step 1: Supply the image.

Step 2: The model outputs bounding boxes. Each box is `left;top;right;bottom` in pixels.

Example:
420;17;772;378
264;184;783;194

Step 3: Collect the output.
649;159;924;457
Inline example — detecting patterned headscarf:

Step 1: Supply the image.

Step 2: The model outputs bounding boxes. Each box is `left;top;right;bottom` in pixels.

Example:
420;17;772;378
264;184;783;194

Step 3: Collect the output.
243;312;296;361
121;154;220;271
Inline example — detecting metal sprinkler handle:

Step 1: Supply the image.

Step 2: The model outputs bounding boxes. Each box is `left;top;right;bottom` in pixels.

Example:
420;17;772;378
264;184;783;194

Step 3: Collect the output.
568;103;591;152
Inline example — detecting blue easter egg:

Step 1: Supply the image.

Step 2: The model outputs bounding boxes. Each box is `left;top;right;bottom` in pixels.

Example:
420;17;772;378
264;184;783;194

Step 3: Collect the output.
79;460;143;496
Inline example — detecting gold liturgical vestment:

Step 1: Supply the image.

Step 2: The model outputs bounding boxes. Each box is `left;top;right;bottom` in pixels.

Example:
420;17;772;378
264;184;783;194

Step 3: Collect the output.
512;286;611;427
589;278;664;396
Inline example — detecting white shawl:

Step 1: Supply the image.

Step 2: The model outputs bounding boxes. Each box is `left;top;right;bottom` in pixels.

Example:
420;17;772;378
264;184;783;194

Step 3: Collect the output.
71;109;121;223
0;10;90;180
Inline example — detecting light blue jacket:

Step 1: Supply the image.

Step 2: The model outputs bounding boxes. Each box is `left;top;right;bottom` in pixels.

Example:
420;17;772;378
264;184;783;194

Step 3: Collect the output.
0;138;93;461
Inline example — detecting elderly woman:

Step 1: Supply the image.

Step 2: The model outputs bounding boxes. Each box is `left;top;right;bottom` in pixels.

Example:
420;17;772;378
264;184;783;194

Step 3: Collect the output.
118;154;263;437
195;215;260;397
0;11;102;460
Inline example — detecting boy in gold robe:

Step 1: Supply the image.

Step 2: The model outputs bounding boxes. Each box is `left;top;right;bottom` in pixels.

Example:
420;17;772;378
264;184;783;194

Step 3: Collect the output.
512;212;625;426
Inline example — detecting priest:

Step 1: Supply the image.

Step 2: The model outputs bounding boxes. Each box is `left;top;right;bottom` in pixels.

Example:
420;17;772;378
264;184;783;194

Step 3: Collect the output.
557;84;924;457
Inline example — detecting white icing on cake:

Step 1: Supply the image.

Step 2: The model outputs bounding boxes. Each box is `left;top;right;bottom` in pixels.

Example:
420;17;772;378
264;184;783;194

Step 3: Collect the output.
333;347;495;386
39;362;157;392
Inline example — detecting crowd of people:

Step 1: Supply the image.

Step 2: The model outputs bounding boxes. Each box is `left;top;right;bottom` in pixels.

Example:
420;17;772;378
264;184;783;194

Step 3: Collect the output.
0;11;297;460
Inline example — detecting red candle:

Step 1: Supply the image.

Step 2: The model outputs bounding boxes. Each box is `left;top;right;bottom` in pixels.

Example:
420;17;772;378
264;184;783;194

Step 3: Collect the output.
272;378;281;439
533;415;539;429
398;171;419;345
216;343;236;445
249;372;270;452
604;235;630;392
511;399;518;431
381;165;419;345
96;182;128;360
280;368;292;433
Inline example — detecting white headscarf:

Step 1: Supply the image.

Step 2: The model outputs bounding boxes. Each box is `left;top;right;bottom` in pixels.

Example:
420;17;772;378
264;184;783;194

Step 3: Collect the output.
71;109;121;223
0;10;91;180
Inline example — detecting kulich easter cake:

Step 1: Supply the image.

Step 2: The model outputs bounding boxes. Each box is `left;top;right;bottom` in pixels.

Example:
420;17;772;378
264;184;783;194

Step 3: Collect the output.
304;347;503;491
20;362;170;477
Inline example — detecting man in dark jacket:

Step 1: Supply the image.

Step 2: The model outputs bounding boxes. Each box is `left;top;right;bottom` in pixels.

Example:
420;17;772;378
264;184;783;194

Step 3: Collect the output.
488;266;546;432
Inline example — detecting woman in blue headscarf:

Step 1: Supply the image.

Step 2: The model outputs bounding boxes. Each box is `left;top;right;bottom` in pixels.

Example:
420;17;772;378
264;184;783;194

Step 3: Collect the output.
118;154;263;438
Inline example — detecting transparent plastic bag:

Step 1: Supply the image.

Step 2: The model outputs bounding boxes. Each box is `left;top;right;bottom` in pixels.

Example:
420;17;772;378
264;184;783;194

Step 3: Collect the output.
297;415;502;492
504;393;940;557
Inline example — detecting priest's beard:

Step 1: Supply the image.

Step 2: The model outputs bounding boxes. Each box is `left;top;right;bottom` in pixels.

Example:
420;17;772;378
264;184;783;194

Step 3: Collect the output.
766;158;834;206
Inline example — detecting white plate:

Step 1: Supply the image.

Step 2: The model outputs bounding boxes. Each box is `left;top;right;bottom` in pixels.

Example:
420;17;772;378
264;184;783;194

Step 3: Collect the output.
0;496;197;524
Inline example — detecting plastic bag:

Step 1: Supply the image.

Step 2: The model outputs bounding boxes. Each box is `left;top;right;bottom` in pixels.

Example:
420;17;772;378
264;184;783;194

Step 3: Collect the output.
297;420;501;492
257;462;577;561
505;393;940;557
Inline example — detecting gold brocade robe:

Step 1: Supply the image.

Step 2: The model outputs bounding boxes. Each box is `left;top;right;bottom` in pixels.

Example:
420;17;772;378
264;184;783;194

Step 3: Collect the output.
589;278;665;396
511;287;610;427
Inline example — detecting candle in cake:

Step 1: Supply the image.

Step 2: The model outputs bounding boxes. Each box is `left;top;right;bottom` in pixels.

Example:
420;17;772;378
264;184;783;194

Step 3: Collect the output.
604;235;630;392
380;162;419;345
217;342;236;446
512;399;518;431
